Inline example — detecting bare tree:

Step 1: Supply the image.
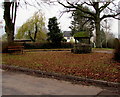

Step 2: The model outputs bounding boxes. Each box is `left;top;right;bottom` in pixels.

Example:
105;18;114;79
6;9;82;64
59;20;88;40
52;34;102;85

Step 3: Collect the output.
56;0;120;48
3;0;47;44
101;18;113;47
4;0;19;44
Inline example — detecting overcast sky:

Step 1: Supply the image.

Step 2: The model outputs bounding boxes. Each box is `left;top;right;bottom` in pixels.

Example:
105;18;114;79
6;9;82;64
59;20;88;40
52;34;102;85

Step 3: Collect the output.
0;0;72;35
0;0;119;37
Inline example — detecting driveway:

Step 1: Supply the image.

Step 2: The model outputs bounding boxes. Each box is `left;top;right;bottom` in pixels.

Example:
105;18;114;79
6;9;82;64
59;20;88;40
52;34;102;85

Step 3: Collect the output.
2;70;119;96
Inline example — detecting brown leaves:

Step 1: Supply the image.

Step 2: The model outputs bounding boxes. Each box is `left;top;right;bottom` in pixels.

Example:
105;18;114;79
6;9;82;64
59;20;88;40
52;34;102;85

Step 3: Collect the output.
2;51;120;83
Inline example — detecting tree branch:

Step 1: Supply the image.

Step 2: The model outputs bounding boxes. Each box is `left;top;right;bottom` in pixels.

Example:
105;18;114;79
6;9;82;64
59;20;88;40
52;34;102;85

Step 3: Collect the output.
106;6;117;13
100;13;120;20
11;2;14;21
81;19;92;28
99;2;111;12
68;1;95;17
83;2;93;6
28;30;35;42
58;0;95;18
63;9;95;20
13;2;17;25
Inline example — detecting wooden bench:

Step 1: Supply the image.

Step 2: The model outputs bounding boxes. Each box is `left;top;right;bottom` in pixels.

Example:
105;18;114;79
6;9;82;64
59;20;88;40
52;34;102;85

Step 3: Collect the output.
8;45;24;54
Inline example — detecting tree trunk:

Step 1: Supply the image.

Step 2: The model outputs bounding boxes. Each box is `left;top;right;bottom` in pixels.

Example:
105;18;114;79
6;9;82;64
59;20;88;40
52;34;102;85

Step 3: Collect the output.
34;23;38;42
95;20;101;48
28;31;35;42
105;39;107;48
6;26;14;44
94;2;101;48
4;1;14;44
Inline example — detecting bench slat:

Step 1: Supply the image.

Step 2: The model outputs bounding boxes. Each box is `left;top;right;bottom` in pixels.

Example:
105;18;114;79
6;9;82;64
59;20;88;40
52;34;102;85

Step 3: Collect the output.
8;46;24;48
8;46;24;54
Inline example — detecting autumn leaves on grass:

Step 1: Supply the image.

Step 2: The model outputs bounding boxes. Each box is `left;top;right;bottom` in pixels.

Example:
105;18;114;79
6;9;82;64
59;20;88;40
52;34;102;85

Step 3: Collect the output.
2;51;120;83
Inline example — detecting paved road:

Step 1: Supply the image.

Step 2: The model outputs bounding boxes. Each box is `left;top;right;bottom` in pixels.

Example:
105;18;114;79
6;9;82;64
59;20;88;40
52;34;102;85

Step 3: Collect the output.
94;50;113;54
2;70;102;95
2;70;119;96
24;49;113;54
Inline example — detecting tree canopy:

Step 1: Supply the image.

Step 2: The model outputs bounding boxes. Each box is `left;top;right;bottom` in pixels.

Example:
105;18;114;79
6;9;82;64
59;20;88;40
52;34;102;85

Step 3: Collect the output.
16;11;47;42
57;0;120;47
70;5;94;37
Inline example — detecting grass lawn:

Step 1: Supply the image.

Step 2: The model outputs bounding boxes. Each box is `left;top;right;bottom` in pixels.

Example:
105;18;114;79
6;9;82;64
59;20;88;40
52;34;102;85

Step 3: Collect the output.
2;51;120;83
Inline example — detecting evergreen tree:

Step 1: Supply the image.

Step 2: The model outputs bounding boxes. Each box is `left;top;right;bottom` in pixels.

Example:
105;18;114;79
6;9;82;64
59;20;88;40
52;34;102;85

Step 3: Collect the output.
47;17;63;46
70;5;94;37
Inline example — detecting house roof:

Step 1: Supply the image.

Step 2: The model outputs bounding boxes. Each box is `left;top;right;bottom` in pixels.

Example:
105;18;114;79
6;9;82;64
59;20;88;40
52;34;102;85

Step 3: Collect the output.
63;31;72;37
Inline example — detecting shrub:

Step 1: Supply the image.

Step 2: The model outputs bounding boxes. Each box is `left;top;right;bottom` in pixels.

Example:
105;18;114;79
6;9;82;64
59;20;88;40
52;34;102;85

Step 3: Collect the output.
2;42;74;52
114;38;120;62
107;38;115;49
24;42;73;49
101;38;115;49
62;38;67;42
72;43;92;54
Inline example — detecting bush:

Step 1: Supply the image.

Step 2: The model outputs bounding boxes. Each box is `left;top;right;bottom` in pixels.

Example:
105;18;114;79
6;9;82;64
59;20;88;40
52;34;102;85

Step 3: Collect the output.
107;38;115;49
114;38;120;62
24;42;73;49
71;43;92;54
101;38;115;49
2;42;74;52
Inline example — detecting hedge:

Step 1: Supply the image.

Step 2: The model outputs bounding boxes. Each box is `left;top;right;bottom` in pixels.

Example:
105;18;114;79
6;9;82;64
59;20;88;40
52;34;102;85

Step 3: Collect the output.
2;42;74;53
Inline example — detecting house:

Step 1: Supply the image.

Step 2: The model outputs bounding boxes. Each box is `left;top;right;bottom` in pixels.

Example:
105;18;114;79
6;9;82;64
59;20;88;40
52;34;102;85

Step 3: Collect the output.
63;31;75;43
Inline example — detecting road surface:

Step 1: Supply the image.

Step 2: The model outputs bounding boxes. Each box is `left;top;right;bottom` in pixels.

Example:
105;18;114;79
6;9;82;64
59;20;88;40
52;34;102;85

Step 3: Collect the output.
2;70;119;95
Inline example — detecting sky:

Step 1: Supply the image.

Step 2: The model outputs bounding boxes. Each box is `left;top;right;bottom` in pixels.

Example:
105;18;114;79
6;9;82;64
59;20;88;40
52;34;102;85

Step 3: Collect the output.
15;1;72;28
0;0;72;36
0;0;119;37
